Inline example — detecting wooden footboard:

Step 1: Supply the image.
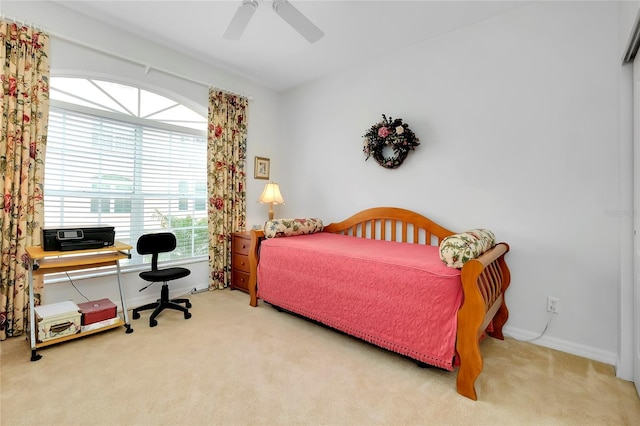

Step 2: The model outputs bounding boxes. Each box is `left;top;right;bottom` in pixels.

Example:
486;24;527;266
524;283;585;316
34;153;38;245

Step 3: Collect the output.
456;242;511;400
247;207;510;400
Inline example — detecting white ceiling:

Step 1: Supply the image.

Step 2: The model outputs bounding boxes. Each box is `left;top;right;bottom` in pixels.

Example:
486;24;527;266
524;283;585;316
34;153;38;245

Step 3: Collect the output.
53;1;528;92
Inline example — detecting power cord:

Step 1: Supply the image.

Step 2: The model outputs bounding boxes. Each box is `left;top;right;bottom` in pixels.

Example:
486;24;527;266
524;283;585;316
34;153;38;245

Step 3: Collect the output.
65;272;91;302
513;311;555;342
182;287;199;298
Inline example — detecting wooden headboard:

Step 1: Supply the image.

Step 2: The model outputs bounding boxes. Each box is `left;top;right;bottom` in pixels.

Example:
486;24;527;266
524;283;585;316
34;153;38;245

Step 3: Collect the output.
322;206;454;245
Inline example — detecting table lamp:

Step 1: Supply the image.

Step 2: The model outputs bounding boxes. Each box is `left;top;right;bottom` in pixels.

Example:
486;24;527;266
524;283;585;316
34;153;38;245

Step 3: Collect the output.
259;182;284;220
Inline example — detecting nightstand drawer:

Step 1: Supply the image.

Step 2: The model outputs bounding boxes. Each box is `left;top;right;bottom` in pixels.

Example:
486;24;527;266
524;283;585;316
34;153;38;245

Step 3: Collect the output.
230;231;252;294
231;269;250;292
232;235;250;255
232;253;250;272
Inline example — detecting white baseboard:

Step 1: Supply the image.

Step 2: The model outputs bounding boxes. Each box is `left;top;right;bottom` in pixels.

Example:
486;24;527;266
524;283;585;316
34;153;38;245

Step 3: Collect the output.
503;325;618;367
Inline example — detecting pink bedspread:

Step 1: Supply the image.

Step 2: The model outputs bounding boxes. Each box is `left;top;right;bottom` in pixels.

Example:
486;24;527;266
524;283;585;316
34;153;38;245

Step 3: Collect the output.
257;233;463;370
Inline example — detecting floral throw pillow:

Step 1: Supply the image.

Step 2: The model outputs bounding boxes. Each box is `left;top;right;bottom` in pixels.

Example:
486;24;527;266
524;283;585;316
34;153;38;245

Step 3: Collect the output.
264;218;324;239
439;229;496;268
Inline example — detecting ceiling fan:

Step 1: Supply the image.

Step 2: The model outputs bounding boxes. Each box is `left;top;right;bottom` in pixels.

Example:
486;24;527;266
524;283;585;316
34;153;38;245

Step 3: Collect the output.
223;0;324;43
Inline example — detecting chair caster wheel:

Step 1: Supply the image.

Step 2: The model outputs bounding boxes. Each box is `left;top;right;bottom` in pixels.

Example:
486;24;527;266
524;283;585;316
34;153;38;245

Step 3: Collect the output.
186;302;192;308
185;312;192;320
150;319;158;327
132;312;140;320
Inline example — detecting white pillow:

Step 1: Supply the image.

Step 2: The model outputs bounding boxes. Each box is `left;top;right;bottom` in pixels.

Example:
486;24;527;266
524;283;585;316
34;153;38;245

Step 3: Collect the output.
439;229;496;268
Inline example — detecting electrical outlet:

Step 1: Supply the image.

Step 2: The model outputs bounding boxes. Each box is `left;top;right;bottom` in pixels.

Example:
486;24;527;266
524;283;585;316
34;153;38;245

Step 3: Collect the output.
547;296;560;314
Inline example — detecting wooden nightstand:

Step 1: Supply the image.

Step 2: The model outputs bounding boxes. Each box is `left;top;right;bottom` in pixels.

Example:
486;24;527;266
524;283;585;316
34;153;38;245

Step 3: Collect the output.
231;231;251;293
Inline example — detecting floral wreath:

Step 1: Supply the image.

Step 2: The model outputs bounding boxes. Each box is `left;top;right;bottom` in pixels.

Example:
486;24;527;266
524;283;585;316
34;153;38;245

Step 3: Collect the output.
362;114;420;169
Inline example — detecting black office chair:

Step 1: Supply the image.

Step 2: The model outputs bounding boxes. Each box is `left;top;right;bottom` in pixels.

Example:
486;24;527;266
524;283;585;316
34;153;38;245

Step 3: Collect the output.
132;232;192;327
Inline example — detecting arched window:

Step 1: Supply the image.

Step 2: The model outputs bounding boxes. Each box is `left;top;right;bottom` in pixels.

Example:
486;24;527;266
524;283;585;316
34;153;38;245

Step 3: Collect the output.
46;77;208;265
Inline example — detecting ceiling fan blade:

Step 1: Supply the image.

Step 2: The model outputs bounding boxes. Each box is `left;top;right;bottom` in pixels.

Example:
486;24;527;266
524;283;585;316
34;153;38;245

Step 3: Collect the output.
223;0;259;40
272;0;324;43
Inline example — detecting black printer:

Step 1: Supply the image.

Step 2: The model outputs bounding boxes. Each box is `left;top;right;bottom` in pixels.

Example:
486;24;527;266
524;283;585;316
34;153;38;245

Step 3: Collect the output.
41;226;116;251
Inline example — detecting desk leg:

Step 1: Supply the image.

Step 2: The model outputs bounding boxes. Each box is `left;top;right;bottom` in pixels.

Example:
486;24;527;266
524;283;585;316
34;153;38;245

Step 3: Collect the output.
28;261;41;361
115;261;133;334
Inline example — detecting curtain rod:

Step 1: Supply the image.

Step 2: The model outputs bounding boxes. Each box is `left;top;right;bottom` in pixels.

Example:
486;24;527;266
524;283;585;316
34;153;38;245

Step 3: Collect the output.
1;14;254;101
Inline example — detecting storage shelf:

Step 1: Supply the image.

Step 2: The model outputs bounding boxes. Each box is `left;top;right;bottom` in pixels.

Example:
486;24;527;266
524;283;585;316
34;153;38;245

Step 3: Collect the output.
33;318;125;348
32;252;130;275
26;242;132;260
27;241;134;360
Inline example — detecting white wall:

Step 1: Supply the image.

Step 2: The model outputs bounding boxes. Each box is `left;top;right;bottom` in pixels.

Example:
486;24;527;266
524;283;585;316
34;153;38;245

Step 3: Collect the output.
277;1;628;367
5;0;636;372
3;1;281;308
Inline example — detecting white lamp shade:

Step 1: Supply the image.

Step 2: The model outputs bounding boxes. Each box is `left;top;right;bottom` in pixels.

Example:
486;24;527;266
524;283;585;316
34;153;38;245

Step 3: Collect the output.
259;183;284;205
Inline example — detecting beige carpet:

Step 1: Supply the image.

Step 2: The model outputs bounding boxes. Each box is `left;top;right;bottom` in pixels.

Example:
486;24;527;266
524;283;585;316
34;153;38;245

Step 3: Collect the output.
1;290;639;426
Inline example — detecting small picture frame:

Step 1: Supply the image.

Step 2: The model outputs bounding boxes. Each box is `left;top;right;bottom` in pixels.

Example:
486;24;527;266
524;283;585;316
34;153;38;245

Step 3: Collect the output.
254;157;270;180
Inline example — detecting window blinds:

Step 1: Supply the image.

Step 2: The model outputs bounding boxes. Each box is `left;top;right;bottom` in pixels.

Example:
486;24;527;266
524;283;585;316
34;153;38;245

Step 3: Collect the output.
45;107;208;264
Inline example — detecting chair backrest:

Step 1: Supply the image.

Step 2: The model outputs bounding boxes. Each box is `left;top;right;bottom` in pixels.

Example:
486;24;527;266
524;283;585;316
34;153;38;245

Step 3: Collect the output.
137;232;177;271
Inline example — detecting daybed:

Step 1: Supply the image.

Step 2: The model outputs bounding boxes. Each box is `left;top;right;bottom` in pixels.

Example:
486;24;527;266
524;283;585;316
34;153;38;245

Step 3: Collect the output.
247;207;510;400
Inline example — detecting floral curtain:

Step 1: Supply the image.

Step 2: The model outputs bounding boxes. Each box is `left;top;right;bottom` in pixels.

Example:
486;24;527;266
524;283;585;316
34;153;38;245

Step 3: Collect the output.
207;89;248;290
0;21;50;340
